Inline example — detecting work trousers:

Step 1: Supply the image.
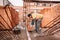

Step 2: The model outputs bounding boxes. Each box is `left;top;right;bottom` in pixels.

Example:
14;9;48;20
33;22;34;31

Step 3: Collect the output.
35;19;42;33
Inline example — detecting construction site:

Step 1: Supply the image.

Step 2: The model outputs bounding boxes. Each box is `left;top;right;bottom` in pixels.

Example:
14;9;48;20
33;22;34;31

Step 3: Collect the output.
0;0;60;40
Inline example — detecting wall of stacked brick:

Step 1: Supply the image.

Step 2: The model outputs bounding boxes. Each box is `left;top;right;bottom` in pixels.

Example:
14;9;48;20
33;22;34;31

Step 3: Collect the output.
41;4;60;27
0;6;19;29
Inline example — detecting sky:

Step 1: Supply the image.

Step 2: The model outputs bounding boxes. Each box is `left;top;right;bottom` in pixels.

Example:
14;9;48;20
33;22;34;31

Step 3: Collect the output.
9;0;23;6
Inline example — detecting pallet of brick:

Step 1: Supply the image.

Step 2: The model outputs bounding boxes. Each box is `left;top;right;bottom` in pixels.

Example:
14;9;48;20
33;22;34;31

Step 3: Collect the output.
0;6;12;29
40;4;60;28
5;6;15;28
0;6;19;30
9;7;19;26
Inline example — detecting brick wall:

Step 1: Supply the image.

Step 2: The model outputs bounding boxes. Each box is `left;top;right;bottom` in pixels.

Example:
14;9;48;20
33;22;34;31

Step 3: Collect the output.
41;4;60;27
0;6;19;29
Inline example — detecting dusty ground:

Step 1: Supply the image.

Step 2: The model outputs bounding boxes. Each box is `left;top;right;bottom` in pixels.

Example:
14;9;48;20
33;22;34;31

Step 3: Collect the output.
0;30;27;40
29;31;60;40
0;29;60;40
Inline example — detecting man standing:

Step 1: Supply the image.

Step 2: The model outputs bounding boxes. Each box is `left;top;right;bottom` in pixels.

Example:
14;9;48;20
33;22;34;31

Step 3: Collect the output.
28;11;43;33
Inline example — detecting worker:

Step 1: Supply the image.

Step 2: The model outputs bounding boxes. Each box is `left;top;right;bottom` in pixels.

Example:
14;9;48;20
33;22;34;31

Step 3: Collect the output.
27;11;43;33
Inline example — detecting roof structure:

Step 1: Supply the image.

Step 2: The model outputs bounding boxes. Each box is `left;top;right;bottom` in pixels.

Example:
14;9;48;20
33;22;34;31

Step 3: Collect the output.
23;0;60;3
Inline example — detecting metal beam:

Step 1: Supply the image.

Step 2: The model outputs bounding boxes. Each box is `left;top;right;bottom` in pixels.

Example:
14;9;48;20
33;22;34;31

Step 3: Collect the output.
23;0;60;3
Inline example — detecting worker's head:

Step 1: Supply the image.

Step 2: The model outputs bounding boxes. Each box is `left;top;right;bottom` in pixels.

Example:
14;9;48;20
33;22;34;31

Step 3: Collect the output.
28;14;32;18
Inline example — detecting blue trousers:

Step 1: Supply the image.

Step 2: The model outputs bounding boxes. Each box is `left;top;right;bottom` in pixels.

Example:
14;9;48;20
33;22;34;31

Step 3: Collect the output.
31;19;41;33
35;19;41;33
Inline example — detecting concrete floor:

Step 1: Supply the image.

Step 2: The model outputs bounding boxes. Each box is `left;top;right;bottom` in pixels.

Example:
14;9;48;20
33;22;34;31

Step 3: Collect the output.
29;31;60;40
0;29;60;40
0;30;27;40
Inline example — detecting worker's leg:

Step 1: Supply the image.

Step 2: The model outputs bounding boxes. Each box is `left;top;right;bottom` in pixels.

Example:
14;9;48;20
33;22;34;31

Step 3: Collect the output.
35;19;37;32
37;19;42;33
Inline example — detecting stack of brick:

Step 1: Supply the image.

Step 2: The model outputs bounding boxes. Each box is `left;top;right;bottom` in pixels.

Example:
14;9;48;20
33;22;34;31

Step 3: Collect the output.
40;4;60;28
0;6;19;30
